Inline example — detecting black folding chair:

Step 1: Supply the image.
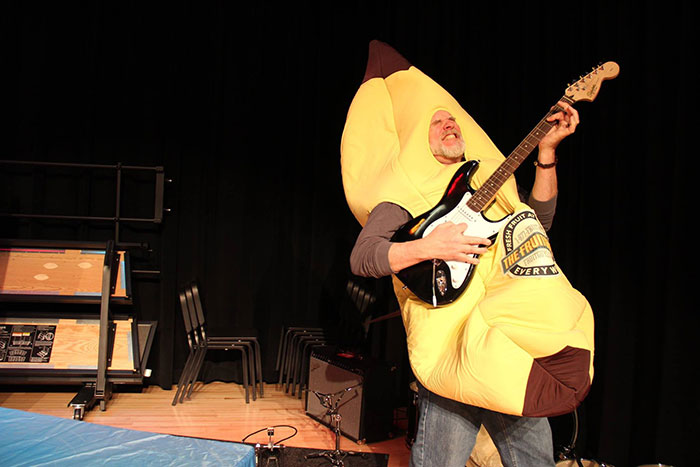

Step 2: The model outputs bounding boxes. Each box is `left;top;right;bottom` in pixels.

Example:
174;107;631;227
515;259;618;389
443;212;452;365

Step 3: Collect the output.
295;337;330;398
276;326;324;386
276;326;314;382
346;278;377;337
174;284;251;404
172;290;199;406
189;282;262;399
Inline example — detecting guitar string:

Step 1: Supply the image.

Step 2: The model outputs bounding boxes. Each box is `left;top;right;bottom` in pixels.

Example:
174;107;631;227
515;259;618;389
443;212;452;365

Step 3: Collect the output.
465;98;571;211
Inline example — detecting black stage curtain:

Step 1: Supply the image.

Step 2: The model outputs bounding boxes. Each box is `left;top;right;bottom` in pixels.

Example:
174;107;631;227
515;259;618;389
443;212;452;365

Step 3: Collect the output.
3;2;695;466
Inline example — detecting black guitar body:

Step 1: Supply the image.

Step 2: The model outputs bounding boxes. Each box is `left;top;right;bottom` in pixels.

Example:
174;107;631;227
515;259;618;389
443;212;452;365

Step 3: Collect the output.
390;160;511;306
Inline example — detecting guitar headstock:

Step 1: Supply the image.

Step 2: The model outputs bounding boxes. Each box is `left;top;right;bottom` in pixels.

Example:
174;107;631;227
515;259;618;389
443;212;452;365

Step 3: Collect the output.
565;61;620;103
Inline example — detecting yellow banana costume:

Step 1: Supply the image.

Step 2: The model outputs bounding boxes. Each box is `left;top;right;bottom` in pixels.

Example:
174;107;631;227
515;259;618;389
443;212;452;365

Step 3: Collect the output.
341;40;594;417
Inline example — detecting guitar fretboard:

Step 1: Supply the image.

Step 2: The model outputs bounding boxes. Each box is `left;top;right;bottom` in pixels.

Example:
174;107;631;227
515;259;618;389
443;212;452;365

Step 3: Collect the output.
466;95;574;211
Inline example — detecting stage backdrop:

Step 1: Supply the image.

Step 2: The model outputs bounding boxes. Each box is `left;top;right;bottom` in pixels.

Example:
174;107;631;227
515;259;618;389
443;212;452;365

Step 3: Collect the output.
3;2;695;466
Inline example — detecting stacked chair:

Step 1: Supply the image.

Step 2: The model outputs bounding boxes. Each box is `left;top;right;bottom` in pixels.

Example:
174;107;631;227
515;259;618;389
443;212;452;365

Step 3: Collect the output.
346;278;377;337
172;282;263;405
273;279;379;401
275;326;331;399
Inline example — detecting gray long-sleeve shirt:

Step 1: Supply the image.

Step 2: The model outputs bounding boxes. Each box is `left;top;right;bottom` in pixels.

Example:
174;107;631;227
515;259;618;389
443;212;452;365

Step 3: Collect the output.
350;194;556;278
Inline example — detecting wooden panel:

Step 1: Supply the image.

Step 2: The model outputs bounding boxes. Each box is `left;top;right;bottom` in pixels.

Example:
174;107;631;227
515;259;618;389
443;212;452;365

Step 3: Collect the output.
0;248;127;298
0;318;134;371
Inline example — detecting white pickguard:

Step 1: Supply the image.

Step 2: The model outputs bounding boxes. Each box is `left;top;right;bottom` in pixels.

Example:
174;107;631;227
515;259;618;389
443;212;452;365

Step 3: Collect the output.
421;191;512;288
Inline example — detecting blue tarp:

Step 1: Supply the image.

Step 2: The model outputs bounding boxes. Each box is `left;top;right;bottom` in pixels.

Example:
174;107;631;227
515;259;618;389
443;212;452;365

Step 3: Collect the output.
0;407;255;466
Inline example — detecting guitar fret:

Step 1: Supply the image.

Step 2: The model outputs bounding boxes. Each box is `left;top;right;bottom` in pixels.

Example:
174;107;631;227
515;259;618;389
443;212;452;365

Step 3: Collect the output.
467;96;566;211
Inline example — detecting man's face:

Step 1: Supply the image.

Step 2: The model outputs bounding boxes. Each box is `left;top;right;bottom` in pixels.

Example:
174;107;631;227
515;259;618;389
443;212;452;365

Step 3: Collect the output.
428;110;465;164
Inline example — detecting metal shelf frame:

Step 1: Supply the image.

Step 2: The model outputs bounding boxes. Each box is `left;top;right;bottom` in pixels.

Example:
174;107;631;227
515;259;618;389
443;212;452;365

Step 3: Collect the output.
0;159;167;246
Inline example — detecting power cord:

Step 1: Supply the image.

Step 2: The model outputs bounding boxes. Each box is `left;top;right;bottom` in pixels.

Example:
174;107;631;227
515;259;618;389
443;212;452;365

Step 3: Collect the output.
241;424;298;445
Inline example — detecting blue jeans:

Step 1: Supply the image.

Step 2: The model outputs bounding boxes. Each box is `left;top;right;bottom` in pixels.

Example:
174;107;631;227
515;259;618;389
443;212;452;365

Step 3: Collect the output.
410;384;554;467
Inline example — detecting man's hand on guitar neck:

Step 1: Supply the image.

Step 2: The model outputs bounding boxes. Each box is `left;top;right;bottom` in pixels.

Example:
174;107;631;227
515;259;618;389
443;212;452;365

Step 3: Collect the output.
531;101;580;203
388;222;491;274
540;101;579;154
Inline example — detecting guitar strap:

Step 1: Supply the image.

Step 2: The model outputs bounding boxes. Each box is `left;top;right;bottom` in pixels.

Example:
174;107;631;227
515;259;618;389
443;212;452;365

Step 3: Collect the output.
341;40;594;417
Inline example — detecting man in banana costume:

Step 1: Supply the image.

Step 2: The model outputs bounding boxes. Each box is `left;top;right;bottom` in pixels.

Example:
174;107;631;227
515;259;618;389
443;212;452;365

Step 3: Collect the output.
341;41;594;467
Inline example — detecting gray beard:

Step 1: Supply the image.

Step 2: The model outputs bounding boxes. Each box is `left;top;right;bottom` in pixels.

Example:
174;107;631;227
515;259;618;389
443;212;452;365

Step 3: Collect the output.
430;138;466;161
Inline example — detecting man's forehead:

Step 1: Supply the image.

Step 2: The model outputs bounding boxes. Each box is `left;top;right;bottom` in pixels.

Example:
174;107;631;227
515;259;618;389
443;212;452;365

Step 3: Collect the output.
431;110;455;123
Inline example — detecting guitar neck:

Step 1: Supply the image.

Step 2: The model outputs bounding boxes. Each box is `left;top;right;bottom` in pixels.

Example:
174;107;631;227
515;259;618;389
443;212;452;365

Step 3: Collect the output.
466;95;574;212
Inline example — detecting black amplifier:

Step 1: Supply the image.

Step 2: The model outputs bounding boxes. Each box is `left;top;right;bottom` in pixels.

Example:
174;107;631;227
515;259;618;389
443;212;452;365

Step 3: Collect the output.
305;346;396;443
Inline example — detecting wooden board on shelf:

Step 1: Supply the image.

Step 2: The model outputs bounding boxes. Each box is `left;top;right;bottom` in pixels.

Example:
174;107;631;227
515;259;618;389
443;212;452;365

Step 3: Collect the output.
0;318;135;371
0;248;128;299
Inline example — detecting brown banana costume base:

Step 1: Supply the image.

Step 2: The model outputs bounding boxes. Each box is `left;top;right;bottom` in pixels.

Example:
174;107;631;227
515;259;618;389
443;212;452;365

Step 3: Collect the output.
341;40;593;417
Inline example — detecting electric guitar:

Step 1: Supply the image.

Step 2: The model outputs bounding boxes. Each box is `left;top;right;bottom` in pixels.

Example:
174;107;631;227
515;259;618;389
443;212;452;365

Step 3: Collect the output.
391;62;620;306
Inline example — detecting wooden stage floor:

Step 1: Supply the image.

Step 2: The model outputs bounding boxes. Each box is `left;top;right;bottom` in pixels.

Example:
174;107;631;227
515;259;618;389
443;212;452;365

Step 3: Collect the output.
0;382;412;466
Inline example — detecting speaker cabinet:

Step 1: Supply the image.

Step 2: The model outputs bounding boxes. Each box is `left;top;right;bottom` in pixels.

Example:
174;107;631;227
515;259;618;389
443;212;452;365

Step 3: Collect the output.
305;346;396;443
